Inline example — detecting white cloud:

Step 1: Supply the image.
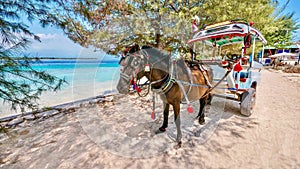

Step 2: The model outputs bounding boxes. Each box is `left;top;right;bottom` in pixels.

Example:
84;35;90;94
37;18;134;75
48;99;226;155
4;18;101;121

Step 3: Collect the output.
24;23;118;60
27;33;83;58
36;33;58;40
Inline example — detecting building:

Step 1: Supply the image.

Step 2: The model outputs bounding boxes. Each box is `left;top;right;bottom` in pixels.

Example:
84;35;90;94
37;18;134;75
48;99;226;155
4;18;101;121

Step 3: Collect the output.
259;44;299;65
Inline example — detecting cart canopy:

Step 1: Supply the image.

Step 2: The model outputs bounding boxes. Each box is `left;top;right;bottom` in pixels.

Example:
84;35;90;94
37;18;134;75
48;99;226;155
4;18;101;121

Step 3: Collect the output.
188;20;267;47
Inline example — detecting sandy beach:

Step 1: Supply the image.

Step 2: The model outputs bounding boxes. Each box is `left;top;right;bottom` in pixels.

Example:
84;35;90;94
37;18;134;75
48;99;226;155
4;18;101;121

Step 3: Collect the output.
0;68;299;169
0;80;117;118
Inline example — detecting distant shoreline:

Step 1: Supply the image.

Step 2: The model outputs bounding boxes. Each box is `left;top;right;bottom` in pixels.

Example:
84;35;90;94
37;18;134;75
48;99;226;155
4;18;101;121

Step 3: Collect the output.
35;58;120;63
2;57;119;62
31;57;98;60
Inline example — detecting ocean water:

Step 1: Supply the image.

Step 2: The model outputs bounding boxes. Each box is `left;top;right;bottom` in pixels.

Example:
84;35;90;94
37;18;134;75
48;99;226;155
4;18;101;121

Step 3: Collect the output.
31;59;120;85
0;59;121;117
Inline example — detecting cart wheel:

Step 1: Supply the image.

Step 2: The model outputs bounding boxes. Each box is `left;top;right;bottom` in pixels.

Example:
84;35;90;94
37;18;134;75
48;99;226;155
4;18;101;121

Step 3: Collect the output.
240;88;256;116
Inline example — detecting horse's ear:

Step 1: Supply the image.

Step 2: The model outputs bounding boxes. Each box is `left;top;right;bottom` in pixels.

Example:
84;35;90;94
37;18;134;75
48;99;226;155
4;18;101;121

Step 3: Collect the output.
118;56;125;64
127;43;140;53
134;44;140;51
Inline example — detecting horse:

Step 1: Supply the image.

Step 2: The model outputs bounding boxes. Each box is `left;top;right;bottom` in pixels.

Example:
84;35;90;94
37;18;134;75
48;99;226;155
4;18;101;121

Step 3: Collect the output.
117;44;213;147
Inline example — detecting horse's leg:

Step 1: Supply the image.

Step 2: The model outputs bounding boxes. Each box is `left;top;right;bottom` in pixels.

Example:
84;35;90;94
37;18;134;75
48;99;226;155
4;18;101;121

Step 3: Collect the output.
173;102;182;148
198;96;207;125
156;103;169;133
206;93;213;105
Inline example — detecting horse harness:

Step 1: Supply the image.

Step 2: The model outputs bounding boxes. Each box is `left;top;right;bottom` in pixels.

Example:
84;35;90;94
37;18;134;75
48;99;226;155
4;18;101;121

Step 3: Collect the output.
150;74;176;95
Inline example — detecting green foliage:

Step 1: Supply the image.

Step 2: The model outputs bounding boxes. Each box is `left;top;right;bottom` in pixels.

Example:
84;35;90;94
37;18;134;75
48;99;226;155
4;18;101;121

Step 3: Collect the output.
44;0;298;54
266;12;299;47
45;0;209;53
0;1;66;112
200;0;298;54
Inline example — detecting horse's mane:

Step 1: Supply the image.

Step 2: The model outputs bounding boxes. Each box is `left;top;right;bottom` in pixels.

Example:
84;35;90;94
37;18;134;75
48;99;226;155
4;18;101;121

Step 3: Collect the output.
140;46;170;72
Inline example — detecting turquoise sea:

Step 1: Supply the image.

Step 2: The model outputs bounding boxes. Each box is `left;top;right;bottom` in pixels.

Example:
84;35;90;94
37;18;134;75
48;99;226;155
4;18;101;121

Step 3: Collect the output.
31;59;120;85
0;59;121;117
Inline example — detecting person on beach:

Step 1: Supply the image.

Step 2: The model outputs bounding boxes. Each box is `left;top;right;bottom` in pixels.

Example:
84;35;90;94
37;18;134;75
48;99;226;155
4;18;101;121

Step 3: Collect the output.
271;58;275;68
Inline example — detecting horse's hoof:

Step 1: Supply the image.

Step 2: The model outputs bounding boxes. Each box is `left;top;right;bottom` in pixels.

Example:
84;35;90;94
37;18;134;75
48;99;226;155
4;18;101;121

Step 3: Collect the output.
155;127;166;134
174;141;182;149
199;119;205;125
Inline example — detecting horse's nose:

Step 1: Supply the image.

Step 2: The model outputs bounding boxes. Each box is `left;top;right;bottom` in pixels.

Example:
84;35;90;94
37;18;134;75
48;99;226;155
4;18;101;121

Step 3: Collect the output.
117;84;128;94
116;85;122;93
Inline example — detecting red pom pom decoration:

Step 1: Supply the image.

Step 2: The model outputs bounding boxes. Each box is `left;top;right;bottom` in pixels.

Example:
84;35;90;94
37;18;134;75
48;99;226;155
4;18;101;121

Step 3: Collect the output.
151;111;156;120
187;104;194;113
137;87;142;93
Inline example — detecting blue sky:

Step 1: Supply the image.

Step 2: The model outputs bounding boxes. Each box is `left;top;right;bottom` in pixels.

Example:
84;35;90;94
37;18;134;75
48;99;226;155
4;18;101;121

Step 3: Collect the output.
26;22;118;61
27;1;300;58
278;0;300;40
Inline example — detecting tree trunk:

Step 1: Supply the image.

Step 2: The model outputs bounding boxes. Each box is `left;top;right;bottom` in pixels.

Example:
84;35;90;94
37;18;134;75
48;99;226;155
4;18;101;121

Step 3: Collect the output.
155;33;161;49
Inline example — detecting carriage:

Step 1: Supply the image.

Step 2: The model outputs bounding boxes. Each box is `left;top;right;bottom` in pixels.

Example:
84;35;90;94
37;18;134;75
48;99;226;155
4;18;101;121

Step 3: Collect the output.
117;19;267;147
187;19;267;116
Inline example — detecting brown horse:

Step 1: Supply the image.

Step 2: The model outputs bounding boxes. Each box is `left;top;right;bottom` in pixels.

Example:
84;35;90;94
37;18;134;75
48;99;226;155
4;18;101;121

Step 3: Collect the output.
117;44;213;147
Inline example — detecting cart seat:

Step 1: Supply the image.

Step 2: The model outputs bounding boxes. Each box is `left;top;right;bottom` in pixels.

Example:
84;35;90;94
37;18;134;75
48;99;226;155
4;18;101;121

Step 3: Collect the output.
234;72;248;82
240;72;248;78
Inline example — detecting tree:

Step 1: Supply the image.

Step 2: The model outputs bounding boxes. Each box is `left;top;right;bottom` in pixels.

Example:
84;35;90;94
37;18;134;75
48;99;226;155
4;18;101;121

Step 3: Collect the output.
46;0;298;56
0;1;66;112
265;0;299;48
43;0;207;53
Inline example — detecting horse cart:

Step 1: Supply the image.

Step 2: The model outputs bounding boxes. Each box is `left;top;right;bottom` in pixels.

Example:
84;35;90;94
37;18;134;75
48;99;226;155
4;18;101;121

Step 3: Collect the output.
187;19;267;116
117;19;267;147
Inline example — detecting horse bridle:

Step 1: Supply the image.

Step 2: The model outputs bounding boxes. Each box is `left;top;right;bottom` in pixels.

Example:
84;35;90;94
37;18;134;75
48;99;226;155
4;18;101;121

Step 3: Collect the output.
120;49;151;95
119;55;135;82
120;47;176;96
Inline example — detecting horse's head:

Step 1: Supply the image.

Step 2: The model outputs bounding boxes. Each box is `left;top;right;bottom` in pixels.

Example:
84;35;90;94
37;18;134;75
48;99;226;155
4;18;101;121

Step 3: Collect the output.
117;44;149;94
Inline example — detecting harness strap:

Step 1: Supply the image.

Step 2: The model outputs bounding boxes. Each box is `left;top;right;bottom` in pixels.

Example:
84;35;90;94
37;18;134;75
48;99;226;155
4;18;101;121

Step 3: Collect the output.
120;72;131;81
199;65;213;88
161;75;175;92
201;70;231;99
151;74;175;95
150;74;168;86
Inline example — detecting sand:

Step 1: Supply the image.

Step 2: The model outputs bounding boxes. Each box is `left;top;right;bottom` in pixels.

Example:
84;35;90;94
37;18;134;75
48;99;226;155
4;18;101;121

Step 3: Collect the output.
0;81;116;118
0;69;299;169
